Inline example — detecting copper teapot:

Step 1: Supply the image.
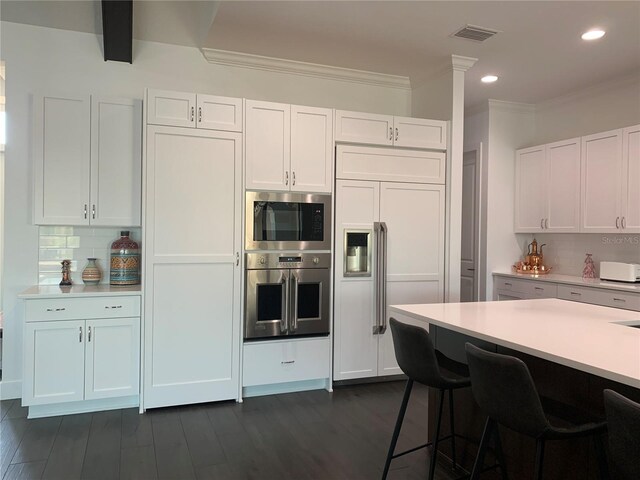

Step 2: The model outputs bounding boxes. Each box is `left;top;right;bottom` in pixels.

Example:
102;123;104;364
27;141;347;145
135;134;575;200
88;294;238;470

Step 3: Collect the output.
527;238;546;268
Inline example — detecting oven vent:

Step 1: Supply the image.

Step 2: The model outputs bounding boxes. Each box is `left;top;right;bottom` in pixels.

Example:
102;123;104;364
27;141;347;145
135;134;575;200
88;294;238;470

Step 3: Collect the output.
451;25;500;42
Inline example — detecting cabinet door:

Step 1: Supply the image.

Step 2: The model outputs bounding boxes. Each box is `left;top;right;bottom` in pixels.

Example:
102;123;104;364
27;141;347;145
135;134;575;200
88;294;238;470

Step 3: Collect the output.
245;100;291;191
546;138;580;232
335;110;393;146
622;125;640;233
196;94;242;132
90;97;142;226
33;94;90;225
85;317;140;400
146;89;196;128
514;146;547;232
379;183;445;376
333;180;380;381
145;126;242;408
290;105;333;193
23;320;85;406
393;116;447;150
581;129;623;232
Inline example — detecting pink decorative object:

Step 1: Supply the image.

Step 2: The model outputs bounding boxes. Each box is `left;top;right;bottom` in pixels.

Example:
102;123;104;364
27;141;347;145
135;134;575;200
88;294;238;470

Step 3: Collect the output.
582;253;596;279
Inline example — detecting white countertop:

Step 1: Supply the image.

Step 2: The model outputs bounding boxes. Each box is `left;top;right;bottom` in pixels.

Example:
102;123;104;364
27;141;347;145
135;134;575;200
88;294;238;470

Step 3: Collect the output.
390;299;640;389
493;271;640;293
19;285;142;299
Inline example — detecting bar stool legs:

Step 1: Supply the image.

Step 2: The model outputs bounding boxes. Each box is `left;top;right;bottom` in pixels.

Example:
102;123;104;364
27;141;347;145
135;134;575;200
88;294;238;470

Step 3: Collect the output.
428;389;446;480
533;440;545;480
449;389;457;471
382;379;414;480
470;417;509;480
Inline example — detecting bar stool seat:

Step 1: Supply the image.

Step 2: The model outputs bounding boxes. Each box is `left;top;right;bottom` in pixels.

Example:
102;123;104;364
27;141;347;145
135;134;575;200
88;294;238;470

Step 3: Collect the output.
465;343;608;480
603;389;640;480
382;318;471;480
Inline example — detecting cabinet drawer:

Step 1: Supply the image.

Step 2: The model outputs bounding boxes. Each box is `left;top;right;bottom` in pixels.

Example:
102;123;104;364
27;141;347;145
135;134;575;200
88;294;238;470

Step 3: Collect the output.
25;296;141;322
494;277;529;293
557;285;640;311
243;337;330;387
520;282;557;298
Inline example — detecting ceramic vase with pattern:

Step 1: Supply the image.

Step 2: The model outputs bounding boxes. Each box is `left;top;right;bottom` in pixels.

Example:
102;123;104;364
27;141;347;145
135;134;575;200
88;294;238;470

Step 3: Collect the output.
82;258;102;285
110;231;140;286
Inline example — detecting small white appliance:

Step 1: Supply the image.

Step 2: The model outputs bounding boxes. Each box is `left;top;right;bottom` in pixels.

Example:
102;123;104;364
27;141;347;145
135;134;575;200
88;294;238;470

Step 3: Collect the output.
600;262;640;283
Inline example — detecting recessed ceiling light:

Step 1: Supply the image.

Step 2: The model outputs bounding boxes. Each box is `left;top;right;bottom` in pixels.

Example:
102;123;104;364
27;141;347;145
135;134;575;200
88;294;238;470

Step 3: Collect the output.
582;29;605;40
481;75;498;83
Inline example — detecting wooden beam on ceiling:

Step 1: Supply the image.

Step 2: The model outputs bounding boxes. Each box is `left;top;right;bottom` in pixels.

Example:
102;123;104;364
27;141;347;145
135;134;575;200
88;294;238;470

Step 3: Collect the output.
101;0;133;63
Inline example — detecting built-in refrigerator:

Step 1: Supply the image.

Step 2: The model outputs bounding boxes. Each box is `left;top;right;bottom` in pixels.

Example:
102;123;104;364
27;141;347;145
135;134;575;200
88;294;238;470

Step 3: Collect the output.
333;145;446;381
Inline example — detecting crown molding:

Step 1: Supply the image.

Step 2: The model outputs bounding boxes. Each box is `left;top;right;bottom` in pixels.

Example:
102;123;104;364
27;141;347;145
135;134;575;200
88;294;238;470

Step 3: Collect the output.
451;55;478;73
537;69;640;111
487;99;536;114
201;48;411;90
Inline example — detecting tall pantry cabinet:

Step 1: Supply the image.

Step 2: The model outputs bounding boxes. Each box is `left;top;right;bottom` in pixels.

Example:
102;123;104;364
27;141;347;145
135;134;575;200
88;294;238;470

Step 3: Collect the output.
143;90;242;408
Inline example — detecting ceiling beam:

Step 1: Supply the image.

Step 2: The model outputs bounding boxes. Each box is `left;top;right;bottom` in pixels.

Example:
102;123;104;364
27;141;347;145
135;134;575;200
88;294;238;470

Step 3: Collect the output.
101;0;133;63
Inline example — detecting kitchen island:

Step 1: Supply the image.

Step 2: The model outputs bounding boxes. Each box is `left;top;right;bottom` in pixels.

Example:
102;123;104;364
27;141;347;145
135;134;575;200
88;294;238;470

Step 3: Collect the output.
389;299;640;479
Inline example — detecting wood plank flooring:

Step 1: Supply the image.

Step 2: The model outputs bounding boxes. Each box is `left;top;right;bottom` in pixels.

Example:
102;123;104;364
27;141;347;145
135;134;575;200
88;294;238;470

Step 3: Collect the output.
1;381;461;480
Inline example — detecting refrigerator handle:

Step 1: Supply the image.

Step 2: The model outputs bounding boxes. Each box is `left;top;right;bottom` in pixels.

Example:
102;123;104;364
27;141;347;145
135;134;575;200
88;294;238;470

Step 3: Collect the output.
379;222;388;334
290;272;298;333
281;272;289;333
373;222;381;335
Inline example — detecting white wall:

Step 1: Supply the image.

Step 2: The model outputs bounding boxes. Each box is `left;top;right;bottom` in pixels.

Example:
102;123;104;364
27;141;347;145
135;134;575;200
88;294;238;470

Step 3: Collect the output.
0;21;413;398
411;71;453;121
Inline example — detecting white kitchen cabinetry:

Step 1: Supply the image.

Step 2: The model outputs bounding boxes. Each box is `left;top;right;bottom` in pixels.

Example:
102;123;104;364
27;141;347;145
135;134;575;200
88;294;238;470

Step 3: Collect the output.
333;173;445;381
514;138;580;233
33;94;142;226
22;294;140;416
335;110;447;150
245;100;333;193
146;89;242;131
144;126;242;408
622;124;640;233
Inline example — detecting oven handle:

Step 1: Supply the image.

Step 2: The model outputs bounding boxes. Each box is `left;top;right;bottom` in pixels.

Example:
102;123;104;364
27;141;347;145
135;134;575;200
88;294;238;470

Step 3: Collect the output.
281;272;289;334
379;222;388;334
373;222;381;335
290;272;298;333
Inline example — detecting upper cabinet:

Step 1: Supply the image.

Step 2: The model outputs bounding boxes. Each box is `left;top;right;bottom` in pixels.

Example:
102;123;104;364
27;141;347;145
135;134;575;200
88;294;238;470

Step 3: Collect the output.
335;110;447;150
514;138;581;233
146;89;242;132
245;100;333;193
581;128;639;233
33;94;142;226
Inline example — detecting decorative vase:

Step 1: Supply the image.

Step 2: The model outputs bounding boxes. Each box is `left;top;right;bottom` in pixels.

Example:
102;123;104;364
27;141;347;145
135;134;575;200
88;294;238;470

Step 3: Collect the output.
110;231;140;286
582;253;596;279
82;258;102;285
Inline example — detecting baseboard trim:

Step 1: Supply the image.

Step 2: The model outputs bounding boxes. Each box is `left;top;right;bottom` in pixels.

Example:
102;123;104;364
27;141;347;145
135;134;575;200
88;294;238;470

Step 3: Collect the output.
242;378;328;398
27;395;139;418
0;380;22;400
333;374;406;387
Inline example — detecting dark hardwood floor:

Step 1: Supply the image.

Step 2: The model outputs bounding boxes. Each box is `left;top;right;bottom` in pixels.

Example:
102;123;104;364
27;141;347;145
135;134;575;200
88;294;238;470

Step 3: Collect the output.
0;381;462;480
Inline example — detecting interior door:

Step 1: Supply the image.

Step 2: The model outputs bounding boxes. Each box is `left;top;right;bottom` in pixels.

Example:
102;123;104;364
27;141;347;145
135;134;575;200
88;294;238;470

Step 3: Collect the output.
246;269;288;339
333;180;380;380
379;182;445;376
290;268;330;336
460;151;478;302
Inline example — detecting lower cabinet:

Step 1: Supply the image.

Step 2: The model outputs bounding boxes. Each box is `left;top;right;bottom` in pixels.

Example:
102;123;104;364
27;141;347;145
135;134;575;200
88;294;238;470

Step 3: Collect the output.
22;294;141;415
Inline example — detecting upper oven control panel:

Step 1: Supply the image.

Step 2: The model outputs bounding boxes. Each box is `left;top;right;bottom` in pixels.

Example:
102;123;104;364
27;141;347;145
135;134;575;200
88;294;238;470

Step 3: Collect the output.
246;252;331;270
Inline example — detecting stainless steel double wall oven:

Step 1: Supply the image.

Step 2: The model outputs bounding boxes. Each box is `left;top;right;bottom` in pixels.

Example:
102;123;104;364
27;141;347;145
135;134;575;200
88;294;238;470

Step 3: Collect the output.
244;191;332;340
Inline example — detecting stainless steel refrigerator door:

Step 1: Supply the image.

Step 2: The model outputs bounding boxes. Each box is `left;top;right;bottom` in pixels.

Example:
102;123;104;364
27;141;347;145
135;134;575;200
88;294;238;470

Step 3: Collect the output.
245;269;289;339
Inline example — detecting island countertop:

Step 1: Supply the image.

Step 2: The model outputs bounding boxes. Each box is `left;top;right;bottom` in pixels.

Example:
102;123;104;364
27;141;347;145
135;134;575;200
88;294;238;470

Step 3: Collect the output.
389;299;640;389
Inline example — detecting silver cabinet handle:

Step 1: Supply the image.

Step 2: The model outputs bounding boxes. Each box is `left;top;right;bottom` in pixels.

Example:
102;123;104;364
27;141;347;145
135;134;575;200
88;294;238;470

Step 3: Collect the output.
281;360;295;365
292;171;296;186
540;218;544;229
545;218;549;229
616;216;620;229
104;305;122;309
504;282;512;286
290;273;298;333
281;273;289;333
613;298;626;303
285;171;289;186
79;326;83;343
236;252;239;266
389;127;393;141
467;268;475;271
570;291;581;296
84;204;88;219
46;307;66;312
88;326;92;342
535;287;544;291
622;217;626;229
92;204;96;220
198;107;202;123
395;127;399;142
190;106;194;122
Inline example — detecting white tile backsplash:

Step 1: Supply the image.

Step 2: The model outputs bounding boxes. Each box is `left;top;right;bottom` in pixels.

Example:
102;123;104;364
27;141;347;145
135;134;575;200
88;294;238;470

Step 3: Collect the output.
38;227;141;285
515;233;640;277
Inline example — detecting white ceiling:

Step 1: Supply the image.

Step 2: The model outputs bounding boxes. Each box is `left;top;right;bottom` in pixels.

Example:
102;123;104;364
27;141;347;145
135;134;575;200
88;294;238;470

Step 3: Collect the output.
2;1;639;109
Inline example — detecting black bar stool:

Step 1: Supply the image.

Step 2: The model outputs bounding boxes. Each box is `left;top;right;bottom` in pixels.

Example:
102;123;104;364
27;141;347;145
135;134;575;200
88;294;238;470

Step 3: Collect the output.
603;389;640;480
465;343;608;480
382;318;471;480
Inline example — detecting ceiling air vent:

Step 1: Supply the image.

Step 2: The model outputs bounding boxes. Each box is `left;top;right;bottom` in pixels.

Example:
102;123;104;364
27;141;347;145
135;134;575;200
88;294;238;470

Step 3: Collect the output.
451;25;500;42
